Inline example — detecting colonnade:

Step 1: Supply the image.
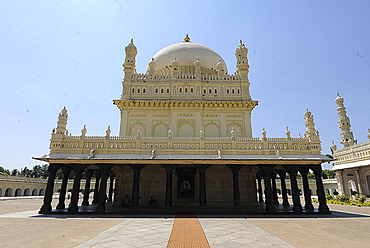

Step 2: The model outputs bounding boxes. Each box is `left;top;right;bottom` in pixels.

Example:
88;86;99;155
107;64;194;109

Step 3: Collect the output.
39;164;116;214
256;164;330;214
39;163;330;214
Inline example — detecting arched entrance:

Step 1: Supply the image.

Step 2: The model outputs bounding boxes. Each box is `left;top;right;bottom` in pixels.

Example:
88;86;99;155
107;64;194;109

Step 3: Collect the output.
32;189;38;196
15;188;22;196
39;189;45;196
348;179;357;194
24;188;30;196
5;188;13;196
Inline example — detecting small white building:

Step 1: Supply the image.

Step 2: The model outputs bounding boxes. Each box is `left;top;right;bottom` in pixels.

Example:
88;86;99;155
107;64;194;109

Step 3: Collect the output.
332;93;370;196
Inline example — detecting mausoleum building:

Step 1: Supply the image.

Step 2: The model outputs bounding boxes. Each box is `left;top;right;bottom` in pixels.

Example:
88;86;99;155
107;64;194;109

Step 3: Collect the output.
34;35;330;214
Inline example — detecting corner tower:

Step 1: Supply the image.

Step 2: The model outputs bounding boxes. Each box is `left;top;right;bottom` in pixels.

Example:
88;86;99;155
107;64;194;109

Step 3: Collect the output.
335;93;355;147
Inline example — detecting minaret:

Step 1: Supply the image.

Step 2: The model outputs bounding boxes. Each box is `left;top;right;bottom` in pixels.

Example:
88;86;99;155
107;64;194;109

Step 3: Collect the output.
216;59;225;78
55;107;68;135
148;58;156;75
171;57;179;79
304;109;320;142
235;40;249;80
235;40;251;100
194;57;201;79
335;93;355;147
123;39;137;80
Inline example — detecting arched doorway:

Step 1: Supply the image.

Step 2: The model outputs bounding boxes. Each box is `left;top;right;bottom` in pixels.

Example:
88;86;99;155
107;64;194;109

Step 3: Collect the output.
15;188;22;196
5;188;12;196
348;179;357;195
39;189;45;196
32;189;38;196
24;188;30;196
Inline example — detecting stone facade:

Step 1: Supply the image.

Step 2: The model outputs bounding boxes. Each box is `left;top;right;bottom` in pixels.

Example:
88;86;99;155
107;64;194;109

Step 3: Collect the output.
0;175;46;197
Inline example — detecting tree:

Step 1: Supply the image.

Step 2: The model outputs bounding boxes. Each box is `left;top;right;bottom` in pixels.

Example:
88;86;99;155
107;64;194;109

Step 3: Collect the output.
307;172;315;179
41;164;49;179
32;165;42;178
0;166;10;176
11;169;19;176
56;168;64;179
20;167;32;177
322;169;336;179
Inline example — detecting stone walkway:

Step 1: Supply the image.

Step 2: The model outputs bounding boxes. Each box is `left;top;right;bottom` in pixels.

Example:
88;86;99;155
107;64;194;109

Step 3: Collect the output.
2;198;370;247
167;217;209;248
74;215;293;248
76;217;174;248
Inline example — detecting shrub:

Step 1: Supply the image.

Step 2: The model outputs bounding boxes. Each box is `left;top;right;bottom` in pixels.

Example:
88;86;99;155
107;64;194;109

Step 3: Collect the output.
312;198;318;203
326;194;333;200
359;195;367;204
351;191;358;196
338;195;350;203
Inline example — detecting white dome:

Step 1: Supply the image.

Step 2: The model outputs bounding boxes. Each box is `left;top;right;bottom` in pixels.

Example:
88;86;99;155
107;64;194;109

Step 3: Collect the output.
145;42;228;74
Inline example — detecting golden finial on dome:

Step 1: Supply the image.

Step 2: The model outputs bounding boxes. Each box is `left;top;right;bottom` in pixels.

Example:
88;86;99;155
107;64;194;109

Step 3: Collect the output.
184;34;190;42
131;38;133;43
240;39;242;45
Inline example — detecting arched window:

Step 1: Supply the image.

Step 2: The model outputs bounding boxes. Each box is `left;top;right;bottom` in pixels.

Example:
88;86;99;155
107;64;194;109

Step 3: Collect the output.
155;88;159;94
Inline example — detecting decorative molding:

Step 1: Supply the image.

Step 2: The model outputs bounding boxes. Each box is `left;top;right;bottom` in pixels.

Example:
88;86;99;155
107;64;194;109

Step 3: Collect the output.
114;100;258;111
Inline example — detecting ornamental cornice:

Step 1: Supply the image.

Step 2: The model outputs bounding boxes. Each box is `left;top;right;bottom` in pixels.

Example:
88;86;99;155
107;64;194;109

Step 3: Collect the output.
114;100;258;111
333;141;370;165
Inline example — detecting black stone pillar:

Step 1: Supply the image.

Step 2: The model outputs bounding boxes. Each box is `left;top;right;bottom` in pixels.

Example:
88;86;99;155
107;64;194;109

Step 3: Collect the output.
226;165;244;210
259;165;276;213
56;166;72;209
300;166;314;212
277;171;289;206
285;166;303;213
311;164;330;214
92;171;101;204
161;165;178;208
82;169;93;206
271;172;279;205
194;165;211;209
257;174;264;203
96;165;113;213
108;172;115;202
39;164;60;213
68;165;87;213
128;165;147;210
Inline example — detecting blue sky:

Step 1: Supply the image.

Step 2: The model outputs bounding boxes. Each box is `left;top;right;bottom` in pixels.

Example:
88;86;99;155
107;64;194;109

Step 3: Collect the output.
1;1;369;171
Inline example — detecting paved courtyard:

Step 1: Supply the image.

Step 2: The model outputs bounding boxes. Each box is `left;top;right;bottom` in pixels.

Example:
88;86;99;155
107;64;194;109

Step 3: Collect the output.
1;197;370;247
